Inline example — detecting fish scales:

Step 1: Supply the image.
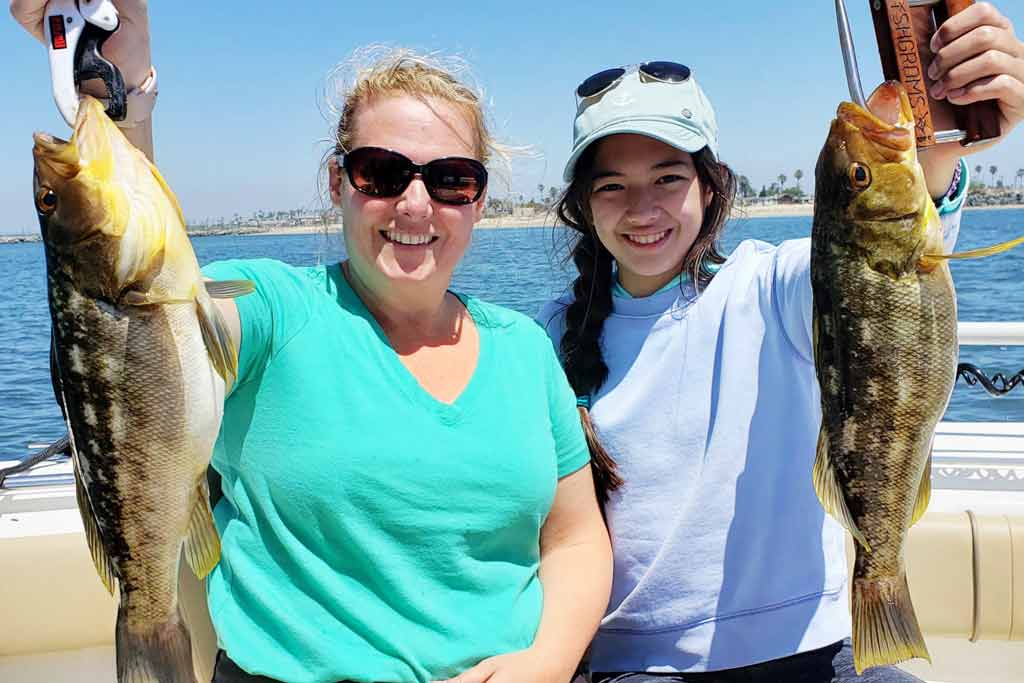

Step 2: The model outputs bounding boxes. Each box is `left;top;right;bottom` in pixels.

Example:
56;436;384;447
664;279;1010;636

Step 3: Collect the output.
811;81;959;673
32;96;251;683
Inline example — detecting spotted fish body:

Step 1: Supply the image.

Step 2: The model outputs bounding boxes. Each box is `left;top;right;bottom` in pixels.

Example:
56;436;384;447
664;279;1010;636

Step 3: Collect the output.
811;82;957;673
33;97;247;683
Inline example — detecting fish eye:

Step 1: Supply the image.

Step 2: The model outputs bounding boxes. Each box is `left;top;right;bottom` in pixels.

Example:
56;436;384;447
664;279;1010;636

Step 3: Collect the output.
848;163;871;191
35;188;58;215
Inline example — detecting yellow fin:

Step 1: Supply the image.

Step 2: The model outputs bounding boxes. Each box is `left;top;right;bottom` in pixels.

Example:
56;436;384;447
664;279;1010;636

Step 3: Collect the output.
812;428;871;551
924;234;1024;262
73;456;116;595
911;454;932;527
205;279;255;299
121;290;194;306
184;478;221;579
851;573;931;674
197;295;238;383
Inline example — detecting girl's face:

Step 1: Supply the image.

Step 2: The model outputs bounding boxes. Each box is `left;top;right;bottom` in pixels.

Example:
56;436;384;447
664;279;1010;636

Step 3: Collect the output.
330;95;485;295
588;134;707;296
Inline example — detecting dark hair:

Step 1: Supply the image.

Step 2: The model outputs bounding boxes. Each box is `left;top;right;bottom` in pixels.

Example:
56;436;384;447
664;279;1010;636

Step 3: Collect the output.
555;142;737;504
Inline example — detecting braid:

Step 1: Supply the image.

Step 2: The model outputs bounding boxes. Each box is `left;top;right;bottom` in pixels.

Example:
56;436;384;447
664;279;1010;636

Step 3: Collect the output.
555;144;623;508
561;231;615;398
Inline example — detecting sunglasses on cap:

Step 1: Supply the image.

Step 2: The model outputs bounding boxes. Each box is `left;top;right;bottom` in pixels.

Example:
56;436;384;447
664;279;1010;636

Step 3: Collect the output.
575;61;692;99
338;147;488;206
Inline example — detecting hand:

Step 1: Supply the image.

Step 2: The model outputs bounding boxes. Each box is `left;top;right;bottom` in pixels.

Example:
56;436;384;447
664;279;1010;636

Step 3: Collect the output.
434;648;572;683
10;0;153;89
928;3;1024;141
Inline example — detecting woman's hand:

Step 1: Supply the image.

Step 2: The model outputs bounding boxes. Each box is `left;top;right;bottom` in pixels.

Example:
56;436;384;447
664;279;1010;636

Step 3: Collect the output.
10;0;153;90
11;0;155;157
914;2;1024;196
435;647;567;683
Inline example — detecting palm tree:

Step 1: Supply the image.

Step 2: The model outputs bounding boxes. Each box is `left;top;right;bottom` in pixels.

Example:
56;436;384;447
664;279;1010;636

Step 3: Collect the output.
738;175;755;198
1017;168;1024;188
975;164;984;186
989;165;998;186
537;184;545;202
794;169;804;191
777;174;787;194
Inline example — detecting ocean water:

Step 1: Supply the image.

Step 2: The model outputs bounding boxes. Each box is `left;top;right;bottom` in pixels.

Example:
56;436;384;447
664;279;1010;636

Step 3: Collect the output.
2;209;1023;459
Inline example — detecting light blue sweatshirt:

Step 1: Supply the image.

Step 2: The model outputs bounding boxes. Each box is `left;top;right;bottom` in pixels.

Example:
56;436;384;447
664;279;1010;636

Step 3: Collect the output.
538;167;966;673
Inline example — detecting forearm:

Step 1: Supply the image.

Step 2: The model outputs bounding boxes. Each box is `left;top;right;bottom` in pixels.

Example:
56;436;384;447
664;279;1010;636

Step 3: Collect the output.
532;533;612;680
123;115;154;162
918;146;960;201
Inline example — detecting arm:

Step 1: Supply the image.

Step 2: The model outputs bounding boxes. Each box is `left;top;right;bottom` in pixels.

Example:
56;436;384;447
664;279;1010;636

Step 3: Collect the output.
912;2;1024;198
11;0;155;160
439;467;612;683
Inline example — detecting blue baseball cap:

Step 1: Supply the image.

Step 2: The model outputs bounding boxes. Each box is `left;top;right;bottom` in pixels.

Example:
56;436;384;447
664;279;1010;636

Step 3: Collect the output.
563;65;720;182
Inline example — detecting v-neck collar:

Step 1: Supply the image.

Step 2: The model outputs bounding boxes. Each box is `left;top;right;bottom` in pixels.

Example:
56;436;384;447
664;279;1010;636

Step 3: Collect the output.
328;263;491;425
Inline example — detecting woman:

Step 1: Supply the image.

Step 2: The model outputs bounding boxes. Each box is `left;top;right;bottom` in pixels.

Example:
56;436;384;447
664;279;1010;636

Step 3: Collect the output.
11;3;612;683
540;5;1024;683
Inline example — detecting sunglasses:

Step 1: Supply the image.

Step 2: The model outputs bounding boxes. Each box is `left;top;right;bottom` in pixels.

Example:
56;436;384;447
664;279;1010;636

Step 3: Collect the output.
575;61;692;99
338;146;488;206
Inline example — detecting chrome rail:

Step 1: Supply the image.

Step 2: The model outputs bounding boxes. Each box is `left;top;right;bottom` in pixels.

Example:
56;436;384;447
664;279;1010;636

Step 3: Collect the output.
3;322;1024;491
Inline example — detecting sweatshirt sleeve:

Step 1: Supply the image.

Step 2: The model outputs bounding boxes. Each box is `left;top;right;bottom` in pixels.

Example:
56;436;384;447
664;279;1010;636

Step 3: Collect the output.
769;238;815;365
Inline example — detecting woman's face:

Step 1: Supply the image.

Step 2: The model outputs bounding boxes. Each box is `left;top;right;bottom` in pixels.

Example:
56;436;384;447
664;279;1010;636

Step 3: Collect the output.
330;95;485;295
588;134;707;296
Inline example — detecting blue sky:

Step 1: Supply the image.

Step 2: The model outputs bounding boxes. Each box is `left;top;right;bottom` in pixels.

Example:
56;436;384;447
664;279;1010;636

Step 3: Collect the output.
3;0;1023;234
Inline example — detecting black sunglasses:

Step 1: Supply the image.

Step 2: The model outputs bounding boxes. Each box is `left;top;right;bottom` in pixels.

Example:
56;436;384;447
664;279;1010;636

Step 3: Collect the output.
339;147;488;206
576;61;692;99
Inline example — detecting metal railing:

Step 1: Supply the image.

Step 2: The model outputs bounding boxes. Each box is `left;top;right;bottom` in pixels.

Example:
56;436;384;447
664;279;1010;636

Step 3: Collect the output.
4;322;1024;491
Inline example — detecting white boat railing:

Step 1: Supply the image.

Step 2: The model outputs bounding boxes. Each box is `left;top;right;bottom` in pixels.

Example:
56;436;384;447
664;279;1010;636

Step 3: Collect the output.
3;322;1024;493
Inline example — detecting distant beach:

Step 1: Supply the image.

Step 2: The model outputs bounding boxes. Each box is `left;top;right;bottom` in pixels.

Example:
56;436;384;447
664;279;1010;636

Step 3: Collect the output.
2;203;1021;244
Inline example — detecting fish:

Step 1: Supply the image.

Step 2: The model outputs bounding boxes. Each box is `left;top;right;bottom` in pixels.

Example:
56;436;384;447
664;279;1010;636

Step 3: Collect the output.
810;81;955;673
32;95;252;683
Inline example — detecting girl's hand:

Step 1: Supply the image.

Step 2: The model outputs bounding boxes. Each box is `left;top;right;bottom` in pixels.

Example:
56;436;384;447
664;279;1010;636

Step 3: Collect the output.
927;2;1024;144
10;0;153;89
435;648;571;683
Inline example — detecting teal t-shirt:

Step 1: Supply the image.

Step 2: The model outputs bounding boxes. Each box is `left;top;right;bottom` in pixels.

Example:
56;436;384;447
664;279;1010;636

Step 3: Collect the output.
200;259;589;683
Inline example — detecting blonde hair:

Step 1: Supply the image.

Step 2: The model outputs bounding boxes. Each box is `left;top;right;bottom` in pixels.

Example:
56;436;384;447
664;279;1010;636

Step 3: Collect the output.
327;47;503;165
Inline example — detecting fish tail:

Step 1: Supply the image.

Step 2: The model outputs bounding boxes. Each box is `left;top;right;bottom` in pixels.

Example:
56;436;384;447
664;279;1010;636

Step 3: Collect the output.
116;602;196;683
851;571;931;674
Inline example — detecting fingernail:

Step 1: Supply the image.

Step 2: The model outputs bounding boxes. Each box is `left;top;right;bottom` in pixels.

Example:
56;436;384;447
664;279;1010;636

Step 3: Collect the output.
929;82;946;99
927;62;939;80
930;33;942;53
948;87;965;99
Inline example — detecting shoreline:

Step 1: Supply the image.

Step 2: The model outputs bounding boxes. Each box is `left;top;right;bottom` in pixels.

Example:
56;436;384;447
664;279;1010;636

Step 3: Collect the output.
3;203;1022;243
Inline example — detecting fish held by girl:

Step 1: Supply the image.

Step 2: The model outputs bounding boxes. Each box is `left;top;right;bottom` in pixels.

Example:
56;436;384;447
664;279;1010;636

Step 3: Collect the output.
811;80;954;674
32;95;251;683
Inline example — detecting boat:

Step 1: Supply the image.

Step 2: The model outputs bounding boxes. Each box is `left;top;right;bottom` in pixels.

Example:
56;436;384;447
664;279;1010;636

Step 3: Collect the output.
1;322;1022;683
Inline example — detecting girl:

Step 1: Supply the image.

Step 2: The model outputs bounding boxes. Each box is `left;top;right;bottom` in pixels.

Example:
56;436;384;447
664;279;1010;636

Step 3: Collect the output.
541;6;1024;683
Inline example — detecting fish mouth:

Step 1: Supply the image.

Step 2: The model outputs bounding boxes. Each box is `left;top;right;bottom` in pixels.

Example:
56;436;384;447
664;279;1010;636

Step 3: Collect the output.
837;82;915;152
33;131;80;180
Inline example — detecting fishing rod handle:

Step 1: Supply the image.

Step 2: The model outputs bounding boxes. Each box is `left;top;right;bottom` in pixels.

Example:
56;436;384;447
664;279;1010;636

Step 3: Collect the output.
941;0;1002;146
869;0;936;146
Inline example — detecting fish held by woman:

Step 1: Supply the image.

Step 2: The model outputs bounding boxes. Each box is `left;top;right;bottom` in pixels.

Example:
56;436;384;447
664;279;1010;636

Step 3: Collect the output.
32;95;251;683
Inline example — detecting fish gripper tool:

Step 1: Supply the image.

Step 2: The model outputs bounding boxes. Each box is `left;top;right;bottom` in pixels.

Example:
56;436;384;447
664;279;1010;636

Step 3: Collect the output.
834;0;1002;148
43;0;126;126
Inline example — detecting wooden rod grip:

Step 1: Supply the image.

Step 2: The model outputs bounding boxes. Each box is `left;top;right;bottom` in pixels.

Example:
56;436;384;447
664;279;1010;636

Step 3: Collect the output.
941;0;1002;145
871;0;936;146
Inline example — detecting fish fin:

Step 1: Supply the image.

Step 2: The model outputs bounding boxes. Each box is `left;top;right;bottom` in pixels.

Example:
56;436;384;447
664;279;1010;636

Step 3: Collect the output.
115;601;196;683
121;290;193;306
812;428;871;551
73;458;116;595
196;295;238;384
910;454;932;527
184;479;221;580
924;234;1024;263
851;572;930;674
205;279;255;299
